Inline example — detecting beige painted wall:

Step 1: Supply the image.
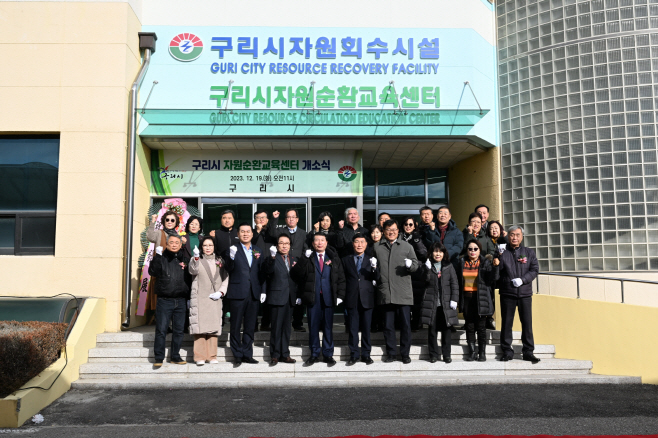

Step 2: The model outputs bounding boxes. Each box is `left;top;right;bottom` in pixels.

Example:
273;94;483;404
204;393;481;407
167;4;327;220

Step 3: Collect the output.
0;2;144;331
447;147;501;229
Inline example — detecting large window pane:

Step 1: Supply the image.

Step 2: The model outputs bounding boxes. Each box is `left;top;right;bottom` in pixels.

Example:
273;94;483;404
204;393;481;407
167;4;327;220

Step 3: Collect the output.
363;169;375;204
378;170;425;205
428;169;448;204
0;137;59;211
20;216;56;253
0;217;15;255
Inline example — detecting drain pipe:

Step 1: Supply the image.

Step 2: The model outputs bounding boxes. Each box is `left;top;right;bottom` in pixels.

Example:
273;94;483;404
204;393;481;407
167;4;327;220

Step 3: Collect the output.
122;32;157;329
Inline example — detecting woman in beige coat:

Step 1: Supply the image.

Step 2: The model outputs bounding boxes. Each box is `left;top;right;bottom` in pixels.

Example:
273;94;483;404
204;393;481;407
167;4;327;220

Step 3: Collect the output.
188;236;229;365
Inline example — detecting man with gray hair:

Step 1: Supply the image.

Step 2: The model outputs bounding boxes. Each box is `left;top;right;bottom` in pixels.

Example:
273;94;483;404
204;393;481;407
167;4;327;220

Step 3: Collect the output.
338;207;368;257
495;225;540;363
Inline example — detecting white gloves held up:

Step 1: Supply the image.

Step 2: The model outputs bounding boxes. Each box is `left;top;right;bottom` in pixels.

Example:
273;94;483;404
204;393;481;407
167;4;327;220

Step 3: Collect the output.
305;249;313;258
425;259;432;269
450;301;458;310
229;245;238;260
370;257;377;268
498;244;507;254
512;278;523;287
155;246;163;255
337;298;343;305
260;293;266;303
404;258;412;268
193;245;200;258
209;292;222;301
270;246;277;257
295;298;302;305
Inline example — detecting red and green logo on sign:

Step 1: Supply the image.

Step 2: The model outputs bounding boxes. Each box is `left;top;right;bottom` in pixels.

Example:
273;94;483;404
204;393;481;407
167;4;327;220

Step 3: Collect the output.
169;33;203;62
338;166;357;182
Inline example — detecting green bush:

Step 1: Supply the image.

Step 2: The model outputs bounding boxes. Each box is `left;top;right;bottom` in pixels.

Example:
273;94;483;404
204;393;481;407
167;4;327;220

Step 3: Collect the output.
0;321;67;398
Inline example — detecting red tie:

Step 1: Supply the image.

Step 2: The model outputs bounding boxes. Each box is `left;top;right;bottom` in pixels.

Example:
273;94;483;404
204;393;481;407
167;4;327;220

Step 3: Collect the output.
319;254;324;273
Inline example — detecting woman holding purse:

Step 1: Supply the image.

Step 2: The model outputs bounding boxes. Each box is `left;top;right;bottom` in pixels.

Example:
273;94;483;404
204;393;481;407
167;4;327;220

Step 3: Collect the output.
188;236;229;365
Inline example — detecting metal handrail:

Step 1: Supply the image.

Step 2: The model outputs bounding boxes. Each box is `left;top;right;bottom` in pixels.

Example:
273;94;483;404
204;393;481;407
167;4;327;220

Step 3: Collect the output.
537;272;658;303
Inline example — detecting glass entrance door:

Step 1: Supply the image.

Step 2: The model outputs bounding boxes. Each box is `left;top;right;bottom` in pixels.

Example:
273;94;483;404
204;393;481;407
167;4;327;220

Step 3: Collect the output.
255;198;307;232
201;198;308;232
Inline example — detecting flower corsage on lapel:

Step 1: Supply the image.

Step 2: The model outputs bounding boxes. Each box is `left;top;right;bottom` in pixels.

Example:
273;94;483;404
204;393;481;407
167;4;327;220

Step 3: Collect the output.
179;262;187;270
215;259;223;268
325;259;332;266
252;249;261;259
517;256;528;264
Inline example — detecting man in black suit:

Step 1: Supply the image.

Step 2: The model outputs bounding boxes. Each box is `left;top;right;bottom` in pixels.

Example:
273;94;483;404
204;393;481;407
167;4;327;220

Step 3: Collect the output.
269;208;309;332
223;223;265;366
260;233;299;366
341;233;380;365
291;234;345;366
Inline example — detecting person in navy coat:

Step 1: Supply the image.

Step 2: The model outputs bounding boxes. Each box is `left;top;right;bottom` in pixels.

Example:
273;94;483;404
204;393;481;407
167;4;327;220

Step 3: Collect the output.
341;233;381;365
291;234;346;366
223;223;265;366
260;233;299;366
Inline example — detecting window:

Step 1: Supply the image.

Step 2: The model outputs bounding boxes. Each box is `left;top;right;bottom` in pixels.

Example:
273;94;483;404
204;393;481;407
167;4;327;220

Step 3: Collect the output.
0;136;59;255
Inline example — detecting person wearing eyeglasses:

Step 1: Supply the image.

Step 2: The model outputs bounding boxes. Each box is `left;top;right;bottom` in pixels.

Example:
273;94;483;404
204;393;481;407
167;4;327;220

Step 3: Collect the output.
455;239;498;362
462;212;486;254
401;216;428;332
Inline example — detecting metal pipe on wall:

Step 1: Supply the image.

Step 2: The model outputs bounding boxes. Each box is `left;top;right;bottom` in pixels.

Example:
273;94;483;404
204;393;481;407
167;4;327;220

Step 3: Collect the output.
122;33;157;329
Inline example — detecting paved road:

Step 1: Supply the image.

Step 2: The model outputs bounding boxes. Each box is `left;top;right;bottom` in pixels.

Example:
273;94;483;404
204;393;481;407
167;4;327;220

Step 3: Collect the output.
4;384;658;437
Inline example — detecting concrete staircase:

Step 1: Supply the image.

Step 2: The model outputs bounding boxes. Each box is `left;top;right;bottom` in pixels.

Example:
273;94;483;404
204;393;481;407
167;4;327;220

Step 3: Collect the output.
74;322;640;388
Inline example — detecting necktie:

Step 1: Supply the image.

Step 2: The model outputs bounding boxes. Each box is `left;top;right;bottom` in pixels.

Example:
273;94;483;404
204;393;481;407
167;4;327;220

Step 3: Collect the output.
319;254;324;273
356;255;362;273
284;255;290;271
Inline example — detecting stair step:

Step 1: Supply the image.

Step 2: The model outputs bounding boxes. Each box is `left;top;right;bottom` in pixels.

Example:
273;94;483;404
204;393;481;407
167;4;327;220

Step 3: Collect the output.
87;344;555;362
78;358;593;380
72;373;641;389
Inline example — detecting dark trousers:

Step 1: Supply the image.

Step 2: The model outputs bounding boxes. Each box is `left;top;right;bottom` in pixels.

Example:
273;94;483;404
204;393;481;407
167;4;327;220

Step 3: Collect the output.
371;304;384;331
228;297;259;359
382;304;411;358
411;292;423;330
428;309;451;359
292;304;305;329
260;302;271;327
346;302;373;359
154;297;186;362
500;295;534;356
307;298;334;358
463;293;487;345
269;303;292;359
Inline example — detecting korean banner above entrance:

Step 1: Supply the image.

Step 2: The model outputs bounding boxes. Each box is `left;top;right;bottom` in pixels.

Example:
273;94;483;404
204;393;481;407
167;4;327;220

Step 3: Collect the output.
151;150;363;196
140;26;497;145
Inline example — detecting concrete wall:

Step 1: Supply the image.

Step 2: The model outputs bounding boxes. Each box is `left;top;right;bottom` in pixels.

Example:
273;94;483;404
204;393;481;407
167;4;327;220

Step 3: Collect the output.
515;294;657;384
0;1;145;331
447;147;501;229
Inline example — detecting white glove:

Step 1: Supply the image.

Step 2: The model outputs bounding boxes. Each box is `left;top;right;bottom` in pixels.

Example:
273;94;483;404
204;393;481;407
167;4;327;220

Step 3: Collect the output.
372;280;377;286
370;258;377;268
305;249;313;258
295;298;302;305
512;278;523;287
260;293;266;303
155;246;163;255
209;292;222;300
498;244;507;254
404;258;412;268
270;246;277;257
229;245;238;260
450;301;457;310
193;245;200;258
425;259;432;269
337;298;343;305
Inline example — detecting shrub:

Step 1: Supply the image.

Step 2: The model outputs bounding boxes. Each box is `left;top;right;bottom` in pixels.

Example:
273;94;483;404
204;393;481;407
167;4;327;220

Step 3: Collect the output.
0;321;68;398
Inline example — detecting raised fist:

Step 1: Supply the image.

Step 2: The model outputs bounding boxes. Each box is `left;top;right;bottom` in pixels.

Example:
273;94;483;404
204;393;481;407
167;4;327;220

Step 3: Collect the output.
193;246;200;258
272;210;280;219
270;246;277;258
155;246;163;255
305;249;312;258
151;214;157;224
429;221;436;231
209;230;216;237
338;220;345;229
229;245;238;260
314;222;320;232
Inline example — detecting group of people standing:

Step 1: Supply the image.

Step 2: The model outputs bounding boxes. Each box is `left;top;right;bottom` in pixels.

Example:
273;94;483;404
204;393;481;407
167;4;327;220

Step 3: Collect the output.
146;203;540;369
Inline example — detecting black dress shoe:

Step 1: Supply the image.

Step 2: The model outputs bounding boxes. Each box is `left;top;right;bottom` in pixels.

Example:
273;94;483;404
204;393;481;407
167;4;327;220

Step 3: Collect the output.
383;356;396;363
234;358;242;366
347;358;358;366
281;356;296;364
402;357;411;364
362;357;374;365
304;356;319;366
323;357;337;366
243;357;259;364
523;353;541;364
501;355;514;362
429;356;438;363
269;358;278;366
444;357;452;364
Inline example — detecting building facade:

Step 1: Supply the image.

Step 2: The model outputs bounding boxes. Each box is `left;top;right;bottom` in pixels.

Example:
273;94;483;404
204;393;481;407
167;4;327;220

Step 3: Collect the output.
497;0;658;272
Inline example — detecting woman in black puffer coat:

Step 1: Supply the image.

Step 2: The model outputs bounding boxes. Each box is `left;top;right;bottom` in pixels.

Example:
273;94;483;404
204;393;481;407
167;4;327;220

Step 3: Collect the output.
455;238;499;362
402;216;429;332
419;242;459;363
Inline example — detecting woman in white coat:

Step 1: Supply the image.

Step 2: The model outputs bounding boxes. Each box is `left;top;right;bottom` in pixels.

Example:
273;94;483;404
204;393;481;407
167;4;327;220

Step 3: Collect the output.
188;236;229;365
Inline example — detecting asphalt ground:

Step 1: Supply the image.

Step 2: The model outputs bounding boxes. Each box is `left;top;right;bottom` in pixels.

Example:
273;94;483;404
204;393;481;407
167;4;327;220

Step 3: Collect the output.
3;384;658;437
